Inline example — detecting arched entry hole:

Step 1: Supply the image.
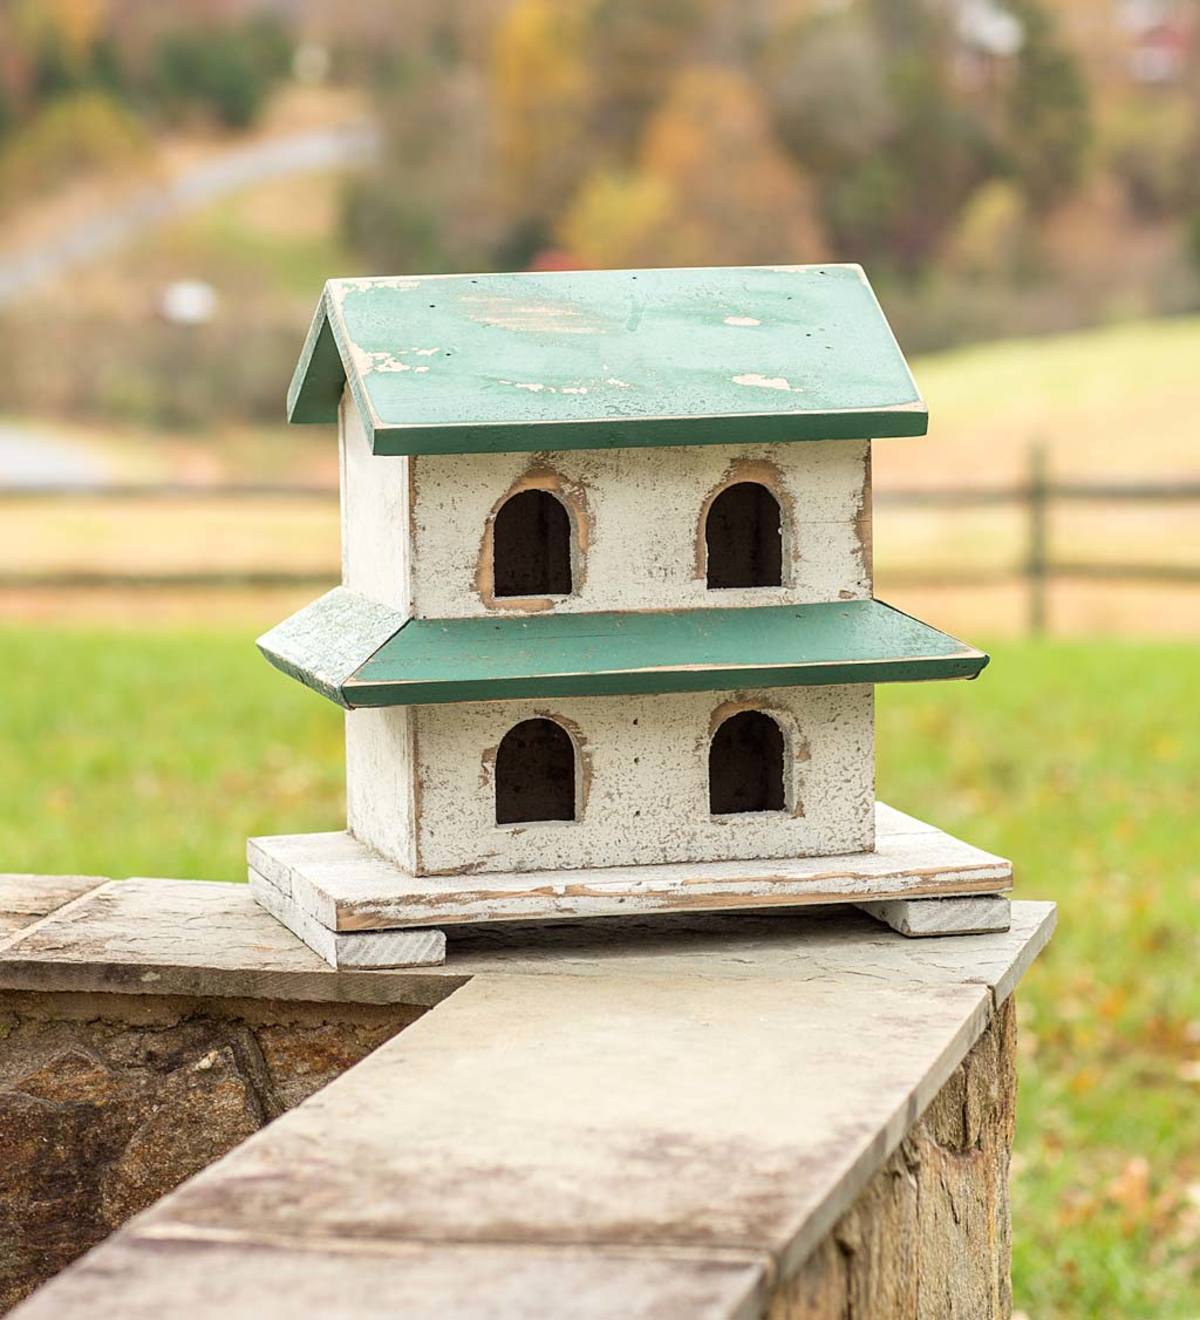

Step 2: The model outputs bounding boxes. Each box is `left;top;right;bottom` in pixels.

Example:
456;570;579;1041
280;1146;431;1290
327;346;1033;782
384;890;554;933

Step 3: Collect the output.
705;482;783;588
493;489;572;597
709;711;786;815
495;718;577;824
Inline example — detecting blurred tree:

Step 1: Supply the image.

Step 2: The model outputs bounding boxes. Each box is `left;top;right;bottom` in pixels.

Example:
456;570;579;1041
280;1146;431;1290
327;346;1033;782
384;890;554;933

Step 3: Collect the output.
154;19;289;130
943;178;1033;278
1103;98;1195;220
557;169;673;269
344;56;505;274
1005;0;1091;212
0;89;147;206
560;66;826;268
582;0;715;153
761;11;895;177
492;0;592;231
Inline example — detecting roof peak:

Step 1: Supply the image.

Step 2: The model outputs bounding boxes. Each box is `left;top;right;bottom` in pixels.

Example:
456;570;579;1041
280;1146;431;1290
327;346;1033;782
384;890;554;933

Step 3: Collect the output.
288;264;926;456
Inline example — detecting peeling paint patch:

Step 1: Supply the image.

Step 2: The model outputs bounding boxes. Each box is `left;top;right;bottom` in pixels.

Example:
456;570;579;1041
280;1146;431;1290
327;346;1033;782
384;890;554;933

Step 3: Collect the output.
724;316;762;327
732;373;801;393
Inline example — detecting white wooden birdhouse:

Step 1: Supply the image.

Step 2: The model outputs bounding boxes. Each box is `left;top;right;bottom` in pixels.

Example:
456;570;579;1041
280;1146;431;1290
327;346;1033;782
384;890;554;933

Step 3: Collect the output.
249;264;1012;968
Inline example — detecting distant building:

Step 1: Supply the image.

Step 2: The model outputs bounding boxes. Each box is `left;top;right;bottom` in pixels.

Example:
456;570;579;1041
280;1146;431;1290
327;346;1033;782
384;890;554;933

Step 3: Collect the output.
951;0;1025;92
1117;0;1194;83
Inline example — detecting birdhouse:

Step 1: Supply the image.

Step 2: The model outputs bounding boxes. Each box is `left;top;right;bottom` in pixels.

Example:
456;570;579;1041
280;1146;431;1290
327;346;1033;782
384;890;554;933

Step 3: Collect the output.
250;265;1013;968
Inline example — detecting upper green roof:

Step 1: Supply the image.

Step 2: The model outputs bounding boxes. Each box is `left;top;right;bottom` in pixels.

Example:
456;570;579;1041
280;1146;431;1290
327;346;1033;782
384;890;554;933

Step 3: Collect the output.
288;264;926;456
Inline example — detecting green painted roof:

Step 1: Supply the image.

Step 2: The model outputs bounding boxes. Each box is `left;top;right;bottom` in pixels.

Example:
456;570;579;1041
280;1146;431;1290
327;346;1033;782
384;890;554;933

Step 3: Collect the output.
288;265;926;455
261;595;986;708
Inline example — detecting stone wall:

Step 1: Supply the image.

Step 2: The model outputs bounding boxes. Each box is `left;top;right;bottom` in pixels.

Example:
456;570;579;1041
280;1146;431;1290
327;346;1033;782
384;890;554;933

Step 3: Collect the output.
772;996;1017;1318
0;991;424;1313
2;987;1017;1319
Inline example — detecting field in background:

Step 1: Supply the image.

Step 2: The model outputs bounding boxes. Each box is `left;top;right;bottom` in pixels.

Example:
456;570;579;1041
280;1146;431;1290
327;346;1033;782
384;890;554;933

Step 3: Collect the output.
3;313;1198;637
1;624;1196;1315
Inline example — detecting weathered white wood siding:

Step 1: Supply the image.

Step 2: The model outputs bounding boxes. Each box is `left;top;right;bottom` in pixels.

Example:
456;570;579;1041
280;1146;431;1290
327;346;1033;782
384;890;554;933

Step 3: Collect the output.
356;685;876;876
345;706;417;873
403;441;871;618
339;394;412;613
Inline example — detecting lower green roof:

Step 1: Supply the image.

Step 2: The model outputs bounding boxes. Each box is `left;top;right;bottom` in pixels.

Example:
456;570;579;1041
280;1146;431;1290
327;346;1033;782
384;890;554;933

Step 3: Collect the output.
336;600;986;707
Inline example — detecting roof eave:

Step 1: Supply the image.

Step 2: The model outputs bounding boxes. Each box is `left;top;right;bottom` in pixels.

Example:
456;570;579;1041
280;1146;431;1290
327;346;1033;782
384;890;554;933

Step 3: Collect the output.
257;587;408;708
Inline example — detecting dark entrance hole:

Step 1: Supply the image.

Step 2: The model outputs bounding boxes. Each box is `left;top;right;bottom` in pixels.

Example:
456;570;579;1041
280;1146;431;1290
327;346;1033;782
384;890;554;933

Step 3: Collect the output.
705;482;783;588
709;710;786;815
493;489;572;597
495;718;577;824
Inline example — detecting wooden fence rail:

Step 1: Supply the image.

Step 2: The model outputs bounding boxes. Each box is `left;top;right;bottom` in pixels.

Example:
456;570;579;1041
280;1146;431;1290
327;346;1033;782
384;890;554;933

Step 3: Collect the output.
2;446;1197;633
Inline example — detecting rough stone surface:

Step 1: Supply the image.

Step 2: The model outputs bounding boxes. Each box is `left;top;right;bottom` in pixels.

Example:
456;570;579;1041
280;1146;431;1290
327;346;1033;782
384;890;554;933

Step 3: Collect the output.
0;875;105;944
772;997;1016;1318
0;873;1050;1319
0;992;423;1313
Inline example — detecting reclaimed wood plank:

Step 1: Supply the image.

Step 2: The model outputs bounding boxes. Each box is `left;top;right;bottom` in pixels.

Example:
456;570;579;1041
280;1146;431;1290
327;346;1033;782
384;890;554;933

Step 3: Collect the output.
859;895;1012;938
247;802;1012;932
249;870;445;970
256;587;407;710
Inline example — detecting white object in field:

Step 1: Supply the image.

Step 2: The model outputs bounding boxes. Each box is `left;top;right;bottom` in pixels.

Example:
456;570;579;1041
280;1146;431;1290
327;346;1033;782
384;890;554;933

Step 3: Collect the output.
858;894;1013;938
346;685;875;876
159;280;217;326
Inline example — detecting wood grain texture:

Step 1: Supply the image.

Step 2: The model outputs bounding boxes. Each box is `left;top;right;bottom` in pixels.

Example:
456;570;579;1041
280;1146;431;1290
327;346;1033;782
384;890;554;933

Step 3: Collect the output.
404;686;874;876
858;895;1013;938
256;587;406;710
408;442;870;620
339;395;412;613
288;265;927;452
249;802;1011;932
249;870;445;970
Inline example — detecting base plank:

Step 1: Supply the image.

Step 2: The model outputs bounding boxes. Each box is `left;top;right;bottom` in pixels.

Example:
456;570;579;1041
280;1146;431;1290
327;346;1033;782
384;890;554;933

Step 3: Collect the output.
248;803;1011;934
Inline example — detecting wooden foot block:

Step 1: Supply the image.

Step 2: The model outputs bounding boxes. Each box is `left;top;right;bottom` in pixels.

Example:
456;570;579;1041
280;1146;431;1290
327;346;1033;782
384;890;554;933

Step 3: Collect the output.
857;895;1012;939
250;869;445;969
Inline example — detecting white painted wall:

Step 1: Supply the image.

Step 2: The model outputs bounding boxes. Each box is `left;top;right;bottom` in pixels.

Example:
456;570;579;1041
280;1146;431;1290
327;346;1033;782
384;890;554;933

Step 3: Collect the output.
367;685;877;876
345;706;417;873
404;440;870;618
338;401;876;877
339;394;412;613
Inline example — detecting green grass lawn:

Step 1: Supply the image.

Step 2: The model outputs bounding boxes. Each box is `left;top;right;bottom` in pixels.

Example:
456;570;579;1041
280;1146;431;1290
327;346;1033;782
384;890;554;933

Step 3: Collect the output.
1;626;1197;1315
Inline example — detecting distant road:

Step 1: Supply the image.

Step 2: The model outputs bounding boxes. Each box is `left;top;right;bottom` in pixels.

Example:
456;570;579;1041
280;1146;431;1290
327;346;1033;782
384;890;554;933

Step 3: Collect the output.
0;120;379;310
0;422;113;485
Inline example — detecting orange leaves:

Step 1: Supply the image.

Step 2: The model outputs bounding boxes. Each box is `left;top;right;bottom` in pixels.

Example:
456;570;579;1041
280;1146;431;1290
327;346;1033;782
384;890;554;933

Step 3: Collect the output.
559;66;828;270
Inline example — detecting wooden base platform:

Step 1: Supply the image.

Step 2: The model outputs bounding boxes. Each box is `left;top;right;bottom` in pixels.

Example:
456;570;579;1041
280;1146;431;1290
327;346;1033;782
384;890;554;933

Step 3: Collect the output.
248;803;1012;970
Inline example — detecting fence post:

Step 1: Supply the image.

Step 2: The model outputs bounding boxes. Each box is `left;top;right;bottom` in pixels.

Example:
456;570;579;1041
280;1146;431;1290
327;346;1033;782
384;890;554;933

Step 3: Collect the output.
1026;441;1049;636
